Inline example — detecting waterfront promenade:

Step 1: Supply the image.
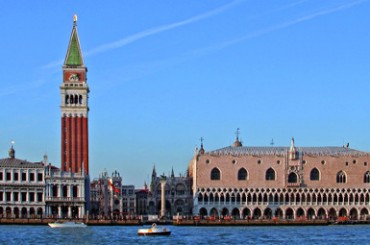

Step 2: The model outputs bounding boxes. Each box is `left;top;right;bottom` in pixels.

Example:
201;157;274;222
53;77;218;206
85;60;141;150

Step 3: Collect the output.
1;216;369;226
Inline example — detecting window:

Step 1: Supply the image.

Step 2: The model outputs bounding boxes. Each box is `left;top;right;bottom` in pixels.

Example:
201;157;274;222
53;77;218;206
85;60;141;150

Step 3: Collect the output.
6;172;11;181
22;173;27;181
238;168;248;180
63;186;68;197
73;186;78;197
265;168;276;181
37;173;43;182
364;171;370;183
29;192;35;202
52;185;58;197
6;192;11;201
336;171;346;183
30;173;35;181
310;168;320;181
0;192;3;201
21;192;27;202
0;172;3;181
37;193;43;202
14;173;19;181
13;192;19;202
288;172;298;183
210;168;221;180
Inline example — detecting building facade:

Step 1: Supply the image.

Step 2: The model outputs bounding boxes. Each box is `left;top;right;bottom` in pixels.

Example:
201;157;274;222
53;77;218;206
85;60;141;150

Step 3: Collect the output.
91;170;123;218
122;185;136;216
135;187;149;215
148;166;193;217
44;166;88;218
190;135;370;220
0;146;46;218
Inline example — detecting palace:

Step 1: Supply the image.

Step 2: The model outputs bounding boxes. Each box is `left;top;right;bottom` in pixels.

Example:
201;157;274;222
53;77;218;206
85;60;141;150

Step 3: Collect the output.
190;134;370;220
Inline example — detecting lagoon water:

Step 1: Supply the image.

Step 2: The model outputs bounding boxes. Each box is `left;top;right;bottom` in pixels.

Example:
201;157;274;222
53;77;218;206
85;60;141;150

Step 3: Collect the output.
0;225;369;244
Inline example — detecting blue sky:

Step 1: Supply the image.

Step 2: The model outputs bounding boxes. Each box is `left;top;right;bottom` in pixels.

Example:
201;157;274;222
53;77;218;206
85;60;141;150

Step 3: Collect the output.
1;0;370;187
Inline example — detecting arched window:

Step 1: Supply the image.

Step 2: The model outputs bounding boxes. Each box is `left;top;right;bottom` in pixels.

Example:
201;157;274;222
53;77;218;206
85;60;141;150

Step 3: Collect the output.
310;168;320;181
65;95;69;104
364;171;370;183
288;172;298;183
238;168;248;180
210;168;221;180
79;95;83;104
336;171;346;183
265;168;276;181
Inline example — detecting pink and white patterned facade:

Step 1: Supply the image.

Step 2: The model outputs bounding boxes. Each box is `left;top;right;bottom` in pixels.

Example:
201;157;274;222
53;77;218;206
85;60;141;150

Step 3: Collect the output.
190;136;370;220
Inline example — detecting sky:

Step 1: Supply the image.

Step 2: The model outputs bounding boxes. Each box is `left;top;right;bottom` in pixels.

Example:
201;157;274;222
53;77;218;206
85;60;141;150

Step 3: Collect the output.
1;0;370;188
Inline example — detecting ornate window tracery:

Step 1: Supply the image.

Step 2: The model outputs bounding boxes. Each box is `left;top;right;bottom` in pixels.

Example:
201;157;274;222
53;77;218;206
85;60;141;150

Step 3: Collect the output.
336;171;347;183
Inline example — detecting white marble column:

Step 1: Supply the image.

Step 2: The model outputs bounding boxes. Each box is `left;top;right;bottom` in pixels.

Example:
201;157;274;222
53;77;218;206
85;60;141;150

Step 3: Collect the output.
160;177;166;218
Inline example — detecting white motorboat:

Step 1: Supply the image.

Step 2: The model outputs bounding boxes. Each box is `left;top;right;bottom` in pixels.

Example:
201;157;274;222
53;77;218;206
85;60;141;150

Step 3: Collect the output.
48;220;87;228
138;223;171;236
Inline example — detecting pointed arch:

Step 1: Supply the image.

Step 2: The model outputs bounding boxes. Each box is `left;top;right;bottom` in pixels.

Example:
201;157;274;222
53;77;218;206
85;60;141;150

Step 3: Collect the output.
265;168;276;181
307;208;316;219
286;208;294;219
264;208;273;219
242;208;251;219
197;193;203;203
237;168;248;180
364;171;370;183
253;208;262;219
210;168;221;180
288;172;298;183
336;171;347;183
317;208;326;219
231;208;240;219
199;207;208;217
296;208;305;218
310;168;320;181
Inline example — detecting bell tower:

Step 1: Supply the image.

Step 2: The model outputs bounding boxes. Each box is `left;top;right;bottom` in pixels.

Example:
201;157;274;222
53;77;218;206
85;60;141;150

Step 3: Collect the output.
61;15;89;175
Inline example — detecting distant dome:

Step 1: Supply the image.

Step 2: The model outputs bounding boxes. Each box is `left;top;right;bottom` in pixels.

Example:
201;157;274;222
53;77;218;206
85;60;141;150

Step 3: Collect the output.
232;139;242;147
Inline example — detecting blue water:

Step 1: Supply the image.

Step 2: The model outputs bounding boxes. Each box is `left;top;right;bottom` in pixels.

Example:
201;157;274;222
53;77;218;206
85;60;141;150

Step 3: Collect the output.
0;225;369;244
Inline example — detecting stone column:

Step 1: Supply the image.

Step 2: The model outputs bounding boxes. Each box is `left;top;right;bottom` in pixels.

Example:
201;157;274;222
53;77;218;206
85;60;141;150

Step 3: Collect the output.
160;176;167;218
58;184;62;198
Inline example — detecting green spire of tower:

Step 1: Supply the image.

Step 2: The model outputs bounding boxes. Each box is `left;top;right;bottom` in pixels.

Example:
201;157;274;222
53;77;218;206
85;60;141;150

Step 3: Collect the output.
64;14;84;67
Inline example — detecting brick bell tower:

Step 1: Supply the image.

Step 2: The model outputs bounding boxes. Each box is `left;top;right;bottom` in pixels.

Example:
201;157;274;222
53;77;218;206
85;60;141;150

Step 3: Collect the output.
61;15;89;175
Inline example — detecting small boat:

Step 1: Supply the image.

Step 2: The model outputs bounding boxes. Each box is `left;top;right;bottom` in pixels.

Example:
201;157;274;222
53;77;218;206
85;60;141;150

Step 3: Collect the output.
48;220;87;228
138;223;171;236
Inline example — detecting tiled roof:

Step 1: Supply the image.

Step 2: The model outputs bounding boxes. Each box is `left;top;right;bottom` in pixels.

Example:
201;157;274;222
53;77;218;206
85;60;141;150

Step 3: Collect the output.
207;146;369;157
0;157;44;168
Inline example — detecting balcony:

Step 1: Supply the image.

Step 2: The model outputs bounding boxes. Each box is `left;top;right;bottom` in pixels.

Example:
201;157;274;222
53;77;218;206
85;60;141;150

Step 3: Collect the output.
287;182;300;187
45;197;85;203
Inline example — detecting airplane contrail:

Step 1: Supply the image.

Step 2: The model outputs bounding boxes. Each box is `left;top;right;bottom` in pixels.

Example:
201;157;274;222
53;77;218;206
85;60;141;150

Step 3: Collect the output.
43;0;242;69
